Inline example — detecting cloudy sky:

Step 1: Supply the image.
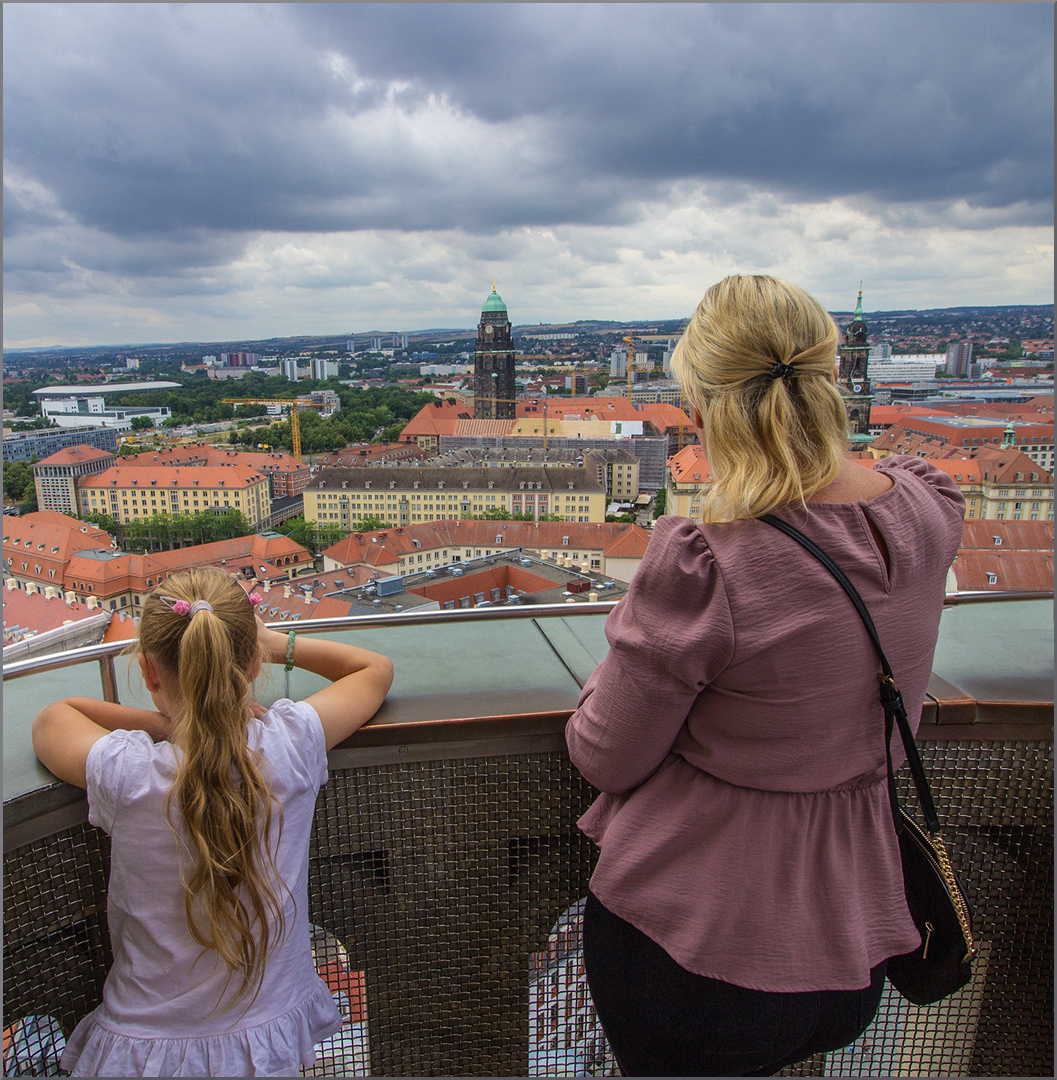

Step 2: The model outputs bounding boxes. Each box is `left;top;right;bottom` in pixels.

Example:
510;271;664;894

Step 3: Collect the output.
3;3;1053;348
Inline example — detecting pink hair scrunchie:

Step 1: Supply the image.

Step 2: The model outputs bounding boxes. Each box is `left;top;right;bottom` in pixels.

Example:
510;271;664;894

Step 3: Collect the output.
248;592;264;607
170;600;191;616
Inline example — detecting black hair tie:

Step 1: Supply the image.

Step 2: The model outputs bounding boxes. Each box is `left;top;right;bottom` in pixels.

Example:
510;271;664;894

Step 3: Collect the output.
770;361;796;380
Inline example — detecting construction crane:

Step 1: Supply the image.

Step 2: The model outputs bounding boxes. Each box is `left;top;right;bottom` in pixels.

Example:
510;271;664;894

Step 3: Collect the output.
222;397;329;461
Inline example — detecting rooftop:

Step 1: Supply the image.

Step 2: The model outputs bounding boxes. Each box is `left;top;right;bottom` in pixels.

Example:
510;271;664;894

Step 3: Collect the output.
32;381;182;397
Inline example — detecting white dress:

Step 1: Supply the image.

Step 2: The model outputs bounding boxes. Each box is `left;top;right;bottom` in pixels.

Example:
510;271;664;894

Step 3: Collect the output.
60;700;342;1078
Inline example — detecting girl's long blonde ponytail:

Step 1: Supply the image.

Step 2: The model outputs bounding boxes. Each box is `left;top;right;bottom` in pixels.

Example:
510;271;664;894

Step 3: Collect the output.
138;566;285;1011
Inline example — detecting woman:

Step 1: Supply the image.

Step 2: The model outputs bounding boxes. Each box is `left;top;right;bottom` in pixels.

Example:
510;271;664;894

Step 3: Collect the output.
565;275;964;1076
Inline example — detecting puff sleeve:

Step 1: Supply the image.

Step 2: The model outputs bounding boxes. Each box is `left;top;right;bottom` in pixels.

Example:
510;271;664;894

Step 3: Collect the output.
565;515;735;794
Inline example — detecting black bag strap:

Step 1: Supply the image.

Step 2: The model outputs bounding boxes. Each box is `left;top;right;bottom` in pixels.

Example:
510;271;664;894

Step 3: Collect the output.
759;514;941;837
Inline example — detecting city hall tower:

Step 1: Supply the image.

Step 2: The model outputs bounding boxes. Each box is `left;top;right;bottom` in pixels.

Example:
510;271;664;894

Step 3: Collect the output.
473;283;516;420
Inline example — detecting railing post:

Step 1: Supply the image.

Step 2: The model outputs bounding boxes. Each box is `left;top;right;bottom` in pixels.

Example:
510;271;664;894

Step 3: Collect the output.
100;654;119;704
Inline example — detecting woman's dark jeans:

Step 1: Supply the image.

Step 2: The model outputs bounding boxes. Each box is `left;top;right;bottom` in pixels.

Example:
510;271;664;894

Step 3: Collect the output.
583;891;887;1077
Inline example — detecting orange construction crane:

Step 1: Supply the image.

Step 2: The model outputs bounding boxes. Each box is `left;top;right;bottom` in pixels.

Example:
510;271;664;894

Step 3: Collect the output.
222;397;329;460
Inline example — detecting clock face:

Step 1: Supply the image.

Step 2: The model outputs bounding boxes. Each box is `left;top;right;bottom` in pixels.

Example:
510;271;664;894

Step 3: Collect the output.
484;323;494;338
852;383;863;393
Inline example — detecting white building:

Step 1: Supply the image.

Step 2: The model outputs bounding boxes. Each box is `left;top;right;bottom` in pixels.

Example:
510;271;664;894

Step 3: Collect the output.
867;354;945;382
283;359;300;382
32;383;179;430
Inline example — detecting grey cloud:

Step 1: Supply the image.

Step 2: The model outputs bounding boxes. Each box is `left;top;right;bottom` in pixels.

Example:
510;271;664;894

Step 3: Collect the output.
4;3;1051;258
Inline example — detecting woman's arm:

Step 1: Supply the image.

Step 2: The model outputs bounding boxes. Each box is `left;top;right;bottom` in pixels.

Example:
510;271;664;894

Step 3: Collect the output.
258;623;394;750
565;518;735;794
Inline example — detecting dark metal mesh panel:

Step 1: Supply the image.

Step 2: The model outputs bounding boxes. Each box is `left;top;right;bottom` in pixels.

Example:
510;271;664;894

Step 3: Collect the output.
3;824;112;1076
3;740;1052;1077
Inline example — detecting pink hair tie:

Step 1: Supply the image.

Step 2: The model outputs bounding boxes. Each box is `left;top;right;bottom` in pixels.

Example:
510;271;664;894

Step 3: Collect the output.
170;600;191;616
248;592;264;607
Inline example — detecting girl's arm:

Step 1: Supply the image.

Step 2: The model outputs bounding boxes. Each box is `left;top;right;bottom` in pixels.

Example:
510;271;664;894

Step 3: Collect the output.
258;623;394;750
31;697;170;789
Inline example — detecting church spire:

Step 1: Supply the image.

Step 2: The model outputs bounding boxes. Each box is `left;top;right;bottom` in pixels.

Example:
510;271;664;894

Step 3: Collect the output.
854;282;864;320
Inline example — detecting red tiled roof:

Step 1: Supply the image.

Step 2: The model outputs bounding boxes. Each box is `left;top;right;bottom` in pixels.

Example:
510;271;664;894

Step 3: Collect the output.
2;586;99;638
62;534;312;597
322;518;647;567
80;464;268;489
35;445;115;467
667;444;712;483
399;400;474;441
120;444;308;474
3;513;116;578
602;525;652;559
951;550;1054;592
961;521;1054;551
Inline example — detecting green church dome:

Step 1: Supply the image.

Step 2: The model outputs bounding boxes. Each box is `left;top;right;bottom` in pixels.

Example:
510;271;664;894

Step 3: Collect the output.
482;281;507;313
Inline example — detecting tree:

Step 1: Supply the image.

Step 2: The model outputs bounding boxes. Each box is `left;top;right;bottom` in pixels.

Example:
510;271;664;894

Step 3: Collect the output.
606;513;637;523
351;516;390;532
652;488;667;519
130;415;154;431
481;507;512;520
540;513;564;522
4;461;34;501
18;487;38;515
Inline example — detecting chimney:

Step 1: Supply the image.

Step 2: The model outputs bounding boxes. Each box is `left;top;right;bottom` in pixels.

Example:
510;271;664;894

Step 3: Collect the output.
86;596;99;610
65;592;77;605
283;585;291;598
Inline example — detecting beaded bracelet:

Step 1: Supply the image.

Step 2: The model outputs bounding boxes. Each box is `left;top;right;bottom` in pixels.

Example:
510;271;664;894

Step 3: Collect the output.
284;630;297;672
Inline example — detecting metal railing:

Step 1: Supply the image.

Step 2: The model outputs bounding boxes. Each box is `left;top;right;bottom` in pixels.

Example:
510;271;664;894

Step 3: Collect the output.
3;591;1052;686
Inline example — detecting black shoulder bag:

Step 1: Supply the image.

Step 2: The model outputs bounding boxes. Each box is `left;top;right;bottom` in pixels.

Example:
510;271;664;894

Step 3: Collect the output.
760;514;976;1006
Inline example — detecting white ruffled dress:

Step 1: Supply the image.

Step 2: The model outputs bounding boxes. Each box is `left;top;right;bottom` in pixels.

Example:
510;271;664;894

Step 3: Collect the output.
60;700;342;1077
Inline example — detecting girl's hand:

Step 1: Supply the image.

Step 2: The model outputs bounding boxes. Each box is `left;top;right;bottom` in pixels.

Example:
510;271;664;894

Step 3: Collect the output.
256;616;290;666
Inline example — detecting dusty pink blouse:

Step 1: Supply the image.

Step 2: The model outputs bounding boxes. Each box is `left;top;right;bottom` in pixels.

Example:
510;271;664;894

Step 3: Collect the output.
566;456;965;992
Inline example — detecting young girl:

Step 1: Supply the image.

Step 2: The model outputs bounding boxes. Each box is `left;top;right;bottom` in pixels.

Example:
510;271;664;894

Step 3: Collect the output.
31;566;394;1077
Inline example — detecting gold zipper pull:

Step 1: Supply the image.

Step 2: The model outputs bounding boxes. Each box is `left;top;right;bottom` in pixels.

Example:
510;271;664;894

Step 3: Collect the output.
922;921;934;959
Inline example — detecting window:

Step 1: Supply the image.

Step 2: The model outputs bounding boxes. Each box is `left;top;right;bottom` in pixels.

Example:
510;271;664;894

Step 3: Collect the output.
986;572;997;585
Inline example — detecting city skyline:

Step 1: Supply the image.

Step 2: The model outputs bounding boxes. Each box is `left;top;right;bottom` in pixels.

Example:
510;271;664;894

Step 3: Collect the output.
4;4;1054;349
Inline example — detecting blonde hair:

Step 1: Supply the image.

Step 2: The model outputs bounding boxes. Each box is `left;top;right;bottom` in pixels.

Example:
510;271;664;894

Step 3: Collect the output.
137;566;284;1011
670;274;849;522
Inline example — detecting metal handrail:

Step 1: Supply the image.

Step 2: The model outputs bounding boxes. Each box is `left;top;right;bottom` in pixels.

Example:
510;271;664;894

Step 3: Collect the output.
2;591;1051;682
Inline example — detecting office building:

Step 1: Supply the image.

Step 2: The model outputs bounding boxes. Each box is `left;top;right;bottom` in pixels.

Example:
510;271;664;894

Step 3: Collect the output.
3;425;119;464
946;341;974;378
283;359;300;382
32;446;116;515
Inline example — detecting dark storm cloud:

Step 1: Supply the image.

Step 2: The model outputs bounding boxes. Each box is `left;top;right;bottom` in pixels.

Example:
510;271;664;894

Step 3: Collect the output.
2;2;1052;278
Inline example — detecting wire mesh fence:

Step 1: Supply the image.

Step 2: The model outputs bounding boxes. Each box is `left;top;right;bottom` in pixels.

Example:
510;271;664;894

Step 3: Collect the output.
3;740;1052;1077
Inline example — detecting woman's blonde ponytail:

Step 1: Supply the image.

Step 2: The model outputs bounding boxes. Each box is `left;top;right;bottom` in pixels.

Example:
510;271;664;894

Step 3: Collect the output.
671;275;849;522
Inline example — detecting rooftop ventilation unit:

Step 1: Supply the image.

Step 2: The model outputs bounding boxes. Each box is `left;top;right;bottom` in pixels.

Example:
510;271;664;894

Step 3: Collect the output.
376;576;404;597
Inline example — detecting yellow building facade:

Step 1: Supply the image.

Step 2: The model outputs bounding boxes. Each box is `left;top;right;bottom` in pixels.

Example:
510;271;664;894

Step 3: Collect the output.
305;466;607;528
79;465;271;527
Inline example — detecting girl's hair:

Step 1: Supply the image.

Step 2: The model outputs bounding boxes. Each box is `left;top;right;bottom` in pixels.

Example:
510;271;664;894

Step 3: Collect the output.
670;274;849;522
137;566;283;1010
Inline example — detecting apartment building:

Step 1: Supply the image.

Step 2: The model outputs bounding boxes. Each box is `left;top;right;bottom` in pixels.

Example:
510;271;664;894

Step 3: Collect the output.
922;448;1054;521
320;519;652;582
32;445;116;515
665;445;714;520
60;532;312;613
79;465;271;527
305;466;607;527
2;424;119;464
120;444;310;498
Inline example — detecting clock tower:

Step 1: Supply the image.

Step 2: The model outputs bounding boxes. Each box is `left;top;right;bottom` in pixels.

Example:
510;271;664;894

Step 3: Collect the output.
838;285;872;438
473;282;516;420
